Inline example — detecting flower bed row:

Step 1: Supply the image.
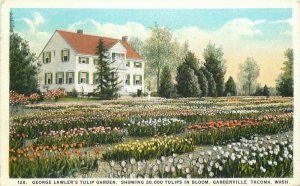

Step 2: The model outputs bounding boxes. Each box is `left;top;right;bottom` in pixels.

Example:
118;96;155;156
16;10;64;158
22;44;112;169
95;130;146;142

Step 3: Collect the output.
105;133;293;178
10;149;100;178
10;117;128;140
186;112;292;130
32;131;123;149
102;136;194;161
189;118;293;145
126;118;185;137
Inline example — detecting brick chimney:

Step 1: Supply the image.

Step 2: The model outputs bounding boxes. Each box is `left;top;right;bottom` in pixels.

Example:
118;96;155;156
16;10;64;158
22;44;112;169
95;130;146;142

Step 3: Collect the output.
77;29;83;34
122;36;128;42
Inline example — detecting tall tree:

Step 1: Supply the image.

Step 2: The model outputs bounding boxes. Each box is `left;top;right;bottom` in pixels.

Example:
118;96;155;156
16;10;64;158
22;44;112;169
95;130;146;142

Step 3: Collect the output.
276;48;293;97
176;54;201;97
180;51;209;97
224;76;237;96
203;42;226;96
94;38;121;99
263;84;270;97
200;67;217;97
158;66;175;98
128;37;143;55
143;23;175;92
238;57;260;96
10;11;39;95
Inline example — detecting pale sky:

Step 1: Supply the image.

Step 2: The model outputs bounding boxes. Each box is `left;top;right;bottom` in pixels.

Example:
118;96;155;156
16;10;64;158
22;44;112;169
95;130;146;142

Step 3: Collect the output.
12;9;292;87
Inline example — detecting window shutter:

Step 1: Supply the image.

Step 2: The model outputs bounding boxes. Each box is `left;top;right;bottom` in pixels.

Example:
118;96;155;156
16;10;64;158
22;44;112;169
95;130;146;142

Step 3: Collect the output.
72;72;74;84
61;50;63;62
49;52;51;63
140;75;142;85
79;57;82;64
133;75;136;85
86;58;89;64
67;49;70;61
140;62;142;68
86;72;89;84
50;73;53;84
55;72;58;84
78;72;81;84
65;73;68;84
127;74;130;85
43;53;45;63
45;73;47;84
62;72;64;84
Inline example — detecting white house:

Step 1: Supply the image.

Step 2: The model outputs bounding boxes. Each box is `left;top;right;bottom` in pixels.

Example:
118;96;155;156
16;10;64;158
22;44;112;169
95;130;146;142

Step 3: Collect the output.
38;29;144;96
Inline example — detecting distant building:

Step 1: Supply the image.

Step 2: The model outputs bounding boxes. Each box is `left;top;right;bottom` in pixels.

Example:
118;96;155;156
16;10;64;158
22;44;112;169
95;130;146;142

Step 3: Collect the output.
38;30;144;95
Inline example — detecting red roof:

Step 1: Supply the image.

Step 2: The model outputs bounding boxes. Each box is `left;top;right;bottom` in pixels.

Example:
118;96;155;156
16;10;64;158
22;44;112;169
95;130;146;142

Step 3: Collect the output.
57;30;142;59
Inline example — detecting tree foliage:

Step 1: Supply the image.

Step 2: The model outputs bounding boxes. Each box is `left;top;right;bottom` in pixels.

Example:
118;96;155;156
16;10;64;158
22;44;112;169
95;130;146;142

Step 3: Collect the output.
128;37;143;55
176;53;201;98
203;42;226;96
200;67;217;97
143;24;175;92
224;76;237;96
276;48;293;97
94;39;121;99
10;12;39;95
238;57;260;96
263;85;270;97
158;66;175;98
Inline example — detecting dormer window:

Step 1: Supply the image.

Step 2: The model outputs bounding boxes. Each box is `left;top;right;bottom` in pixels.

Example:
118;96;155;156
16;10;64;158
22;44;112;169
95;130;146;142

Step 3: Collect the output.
79;57;89;64
61;49;70;62
112;53;124;61
43;52;51;64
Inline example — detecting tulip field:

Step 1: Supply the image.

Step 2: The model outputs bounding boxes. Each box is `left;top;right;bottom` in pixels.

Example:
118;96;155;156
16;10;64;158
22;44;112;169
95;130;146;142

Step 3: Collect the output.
9;97;293;178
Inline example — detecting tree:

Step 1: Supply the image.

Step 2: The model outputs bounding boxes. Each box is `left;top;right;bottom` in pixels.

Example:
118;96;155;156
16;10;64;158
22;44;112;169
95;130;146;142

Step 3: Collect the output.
94;38;121;99
176;54;201;98
128;37;143;55
158;66;175;98
143;23;175;92
10;12;39;95
203;42;226;96
254;85;264;96
224;76;237;96
200;67;217;97
238;57;260;96
197;70;208;97
263;84;270;97
276;48;293;97
179;51;209;97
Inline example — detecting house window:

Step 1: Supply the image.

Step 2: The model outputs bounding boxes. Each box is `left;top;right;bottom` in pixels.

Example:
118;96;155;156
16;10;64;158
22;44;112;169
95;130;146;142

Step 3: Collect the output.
126;61;130;67
56;72;64;84
93;73;100;84
79;57;89;64
61;49;70;62
78;72;89;84
126;74;130;85
66;72;74;84
134;62;142;68
45;73;53;84
94;58;99;65
43;52;51;63
134;75;142;85
112;53;124;61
